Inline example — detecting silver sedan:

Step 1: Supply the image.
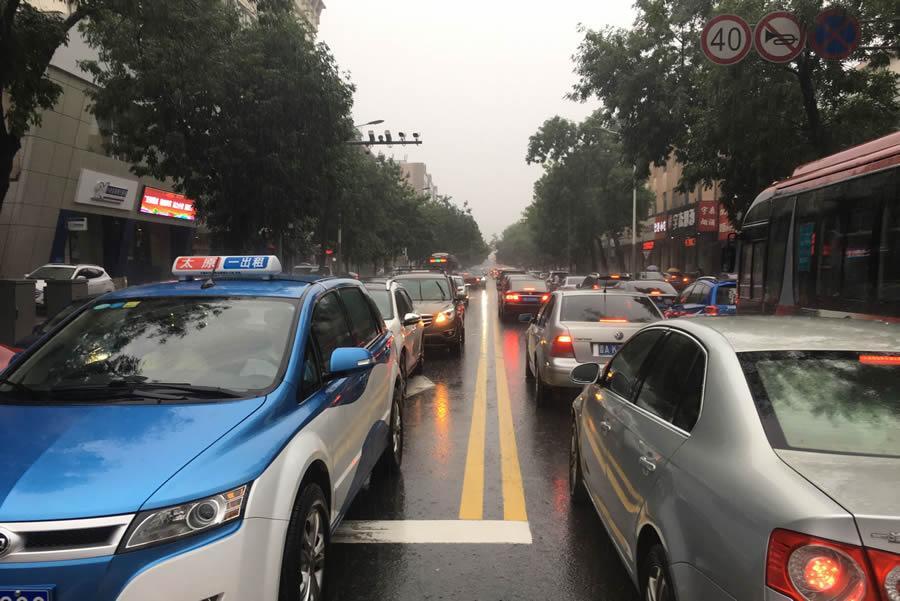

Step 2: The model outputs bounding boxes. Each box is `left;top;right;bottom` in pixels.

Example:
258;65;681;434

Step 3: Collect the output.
568;316;900;601
525;290;662;403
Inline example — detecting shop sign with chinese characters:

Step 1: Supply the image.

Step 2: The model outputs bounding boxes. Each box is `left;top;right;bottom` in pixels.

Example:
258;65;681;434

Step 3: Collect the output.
668;206;696;234
698;201;718;232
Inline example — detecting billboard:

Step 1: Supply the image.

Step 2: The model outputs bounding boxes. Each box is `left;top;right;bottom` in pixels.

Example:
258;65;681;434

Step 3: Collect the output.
139;187;196;221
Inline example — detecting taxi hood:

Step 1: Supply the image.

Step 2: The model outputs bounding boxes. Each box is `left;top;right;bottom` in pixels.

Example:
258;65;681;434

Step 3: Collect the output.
0;397;264;521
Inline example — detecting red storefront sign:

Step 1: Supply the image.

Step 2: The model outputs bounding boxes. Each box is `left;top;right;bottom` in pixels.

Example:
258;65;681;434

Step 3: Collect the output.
642;241;655;251
697;201;717;232
718;204;736;240
140;187;196;221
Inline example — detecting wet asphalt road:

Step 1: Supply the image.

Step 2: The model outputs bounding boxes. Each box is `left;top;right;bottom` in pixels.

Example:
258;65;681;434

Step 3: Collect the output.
326;283;639;601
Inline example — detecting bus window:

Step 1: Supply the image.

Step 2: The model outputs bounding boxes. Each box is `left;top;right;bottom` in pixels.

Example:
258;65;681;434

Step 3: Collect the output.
764;198;794;306
877;172;900;303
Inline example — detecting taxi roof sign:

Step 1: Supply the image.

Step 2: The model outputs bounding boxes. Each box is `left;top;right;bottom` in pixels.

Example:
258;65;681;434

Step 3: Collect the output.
172;255;282;279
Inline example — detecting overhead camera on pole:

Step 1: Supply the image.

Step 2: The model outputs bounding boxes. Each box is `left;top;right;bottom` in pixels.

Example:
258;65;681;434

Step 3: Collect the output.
348;121;423;147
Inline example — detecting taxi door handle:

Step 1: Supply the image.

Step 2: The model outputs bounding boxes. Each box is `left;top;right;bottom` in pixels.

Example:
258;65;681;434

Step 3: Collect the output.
599;421;612;434
639;456;657;473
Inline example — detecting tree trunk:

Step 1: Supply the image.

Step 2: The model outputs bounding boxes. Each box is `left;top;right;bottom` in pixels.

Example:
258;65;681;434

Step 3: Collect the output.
797;51;828;153
0;129;21;215
611;235;625;272
594;237;610;273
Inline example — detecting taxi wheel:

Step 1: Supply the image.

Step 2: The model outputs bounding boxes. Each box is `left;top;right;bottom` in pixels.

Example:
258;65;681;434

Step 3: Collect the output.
569;422;587;504
642;545;677;601
279;484;328;601
376;384;403;474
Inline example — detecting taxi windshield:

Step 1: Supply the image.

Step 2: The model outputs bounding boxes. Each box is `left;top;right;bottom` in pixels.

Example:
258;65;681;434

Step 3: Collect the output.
4;297;297;397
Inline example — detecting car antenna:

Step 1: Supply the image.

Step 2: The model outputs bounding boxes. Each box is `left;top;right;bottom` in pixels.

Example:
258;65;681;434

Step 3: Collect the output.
201;260;219;289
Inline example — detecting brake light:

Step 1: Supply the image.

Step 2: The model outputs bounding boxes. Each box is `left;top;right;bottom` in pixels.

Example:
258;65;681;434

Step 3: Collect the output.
592;285;599;290
704;305;718;315
683;277;689;283
649;291;662;296
767;529;875;601
505;293;520;302
550;333;575;358
524;287;536;291
866;547;900;601
599;318;628;323
859;355;900;366
541;294;550;302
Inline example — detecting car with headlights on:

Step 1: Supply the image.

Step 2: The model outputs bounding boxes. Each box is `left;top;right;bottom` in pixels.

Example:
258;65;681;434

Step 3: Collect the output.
0;255;404;601
394;272;465;355
365;279;425;380
525;290;662;403
568;316;900;601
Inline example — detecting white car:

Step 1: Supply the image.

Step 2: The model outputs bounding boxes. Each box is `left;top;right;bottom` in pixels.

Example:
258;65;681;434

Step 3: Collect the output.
26;263;115;306
365;279;425;380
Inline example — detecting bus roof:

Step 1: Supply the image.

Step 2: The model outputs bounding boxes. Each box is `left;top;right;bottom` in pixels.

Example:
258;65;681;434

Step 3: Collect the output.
746;130;900;217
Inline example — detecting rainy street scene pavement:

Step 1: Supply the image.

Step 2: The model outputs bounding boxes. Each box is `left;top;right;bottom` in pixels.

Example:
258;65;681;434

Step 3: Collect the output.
328;284;638;601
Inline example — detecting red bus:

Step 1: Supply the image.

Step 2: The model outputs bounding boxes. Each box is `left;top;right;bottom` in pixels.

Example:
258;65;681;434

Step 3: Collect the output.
737;131;900;320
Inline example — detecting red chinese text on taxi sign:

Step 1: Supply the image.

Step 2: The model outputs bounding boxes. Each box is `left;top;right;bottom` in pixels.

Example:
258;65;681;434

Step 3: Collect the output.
175;256;219;271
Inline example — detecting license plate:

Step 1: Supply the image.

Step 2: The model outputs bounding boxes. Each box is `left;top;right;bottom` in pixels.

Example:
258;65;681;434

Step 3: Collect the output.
0;589;53;601
592;343;621;356
521;296;539;303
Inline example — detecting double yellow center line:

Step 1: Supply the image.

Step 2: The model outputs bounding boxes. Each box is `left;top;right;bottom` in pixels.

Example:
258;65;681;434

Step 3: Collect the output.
458;291;527;521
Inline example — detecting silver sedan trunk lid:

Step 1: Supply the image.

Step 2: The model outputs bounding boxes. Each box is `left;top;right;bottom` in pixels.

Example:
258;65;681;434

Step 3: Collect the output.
776;449;900;553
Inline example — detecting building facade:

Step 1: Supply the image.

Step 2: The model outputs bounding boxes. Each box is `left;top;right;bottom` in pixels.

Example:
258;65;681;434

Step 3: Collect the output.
0;33;198;283
398;161;438;200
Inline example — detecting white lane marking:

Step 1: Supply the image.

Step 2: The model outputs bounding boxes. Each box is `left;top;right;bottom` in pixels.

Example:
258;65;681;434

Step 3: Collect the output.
405;376;435;398
333;520;532;544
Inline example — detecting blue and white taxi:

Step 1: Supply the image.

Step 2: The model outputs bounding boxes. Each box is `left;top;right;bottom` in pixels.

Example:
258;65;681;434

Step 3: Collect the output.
0;256;404;601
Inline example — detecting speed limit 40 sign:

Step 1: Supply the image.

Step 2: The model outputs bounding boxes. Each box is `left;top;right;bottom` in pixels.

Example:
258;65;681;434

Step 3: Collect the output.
701;15;752;65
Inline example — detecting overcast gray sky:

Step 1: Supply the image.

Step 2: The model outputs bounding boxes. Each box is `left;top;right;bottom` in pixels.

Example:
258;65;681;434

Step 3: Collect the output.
319;1;636;239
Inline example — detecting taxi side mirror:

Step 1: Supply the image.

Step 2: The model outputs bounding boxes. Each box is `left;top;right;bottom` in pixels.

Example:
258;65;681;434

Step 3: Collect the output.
329;347;375;377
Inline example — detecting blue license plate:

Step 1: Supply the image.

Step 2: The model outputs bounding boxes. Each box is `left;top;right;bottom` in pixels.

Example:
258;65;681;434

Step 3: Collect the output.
0;589;53;601
593;343;621;356
522;297;539;303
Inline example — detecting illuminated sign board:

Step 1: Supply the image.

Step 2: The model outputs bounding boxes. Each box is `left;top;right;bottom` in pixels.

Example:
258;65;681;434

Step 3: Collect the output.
140;187;196;221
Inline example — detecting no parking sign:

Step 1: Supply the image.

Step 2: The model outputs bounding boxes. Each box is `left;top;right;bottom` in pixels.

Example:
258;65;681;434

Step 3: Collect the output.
811;8;861;60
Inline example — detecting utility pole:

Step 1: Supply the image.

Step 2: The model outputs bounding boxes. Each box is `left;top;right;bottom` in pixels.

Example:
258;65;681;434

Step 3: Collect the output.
631;163;637;275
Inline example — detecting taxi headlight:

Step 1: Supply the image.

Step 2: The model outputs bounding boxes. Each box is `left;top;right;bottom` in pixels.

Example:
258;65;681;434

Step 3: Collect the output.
119;484;248;552
435;309;454;324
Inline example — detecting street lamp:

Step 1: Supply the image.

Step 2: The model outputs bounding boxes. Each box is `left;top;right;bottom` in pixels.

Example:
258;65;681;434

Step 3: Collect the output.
597;126;638;276
354;119;384;127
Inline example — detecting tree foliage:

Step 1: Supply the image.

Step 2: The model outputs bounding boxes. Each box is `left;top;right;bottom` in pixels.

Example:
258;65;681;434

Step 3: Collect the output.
495;220;540;267
570;0;900;221
0;0;96;213
406;195;491;268
516;111;652;271
82;2;355;251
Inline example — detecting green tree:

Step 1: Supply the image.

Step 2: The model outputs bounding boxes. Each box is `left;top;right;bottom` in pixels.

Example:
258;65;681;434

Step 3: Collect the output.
81;2;355;251
0;0;96;213
571;0;900;221
407;195;490;268
494;220;540;267
525;111;652;271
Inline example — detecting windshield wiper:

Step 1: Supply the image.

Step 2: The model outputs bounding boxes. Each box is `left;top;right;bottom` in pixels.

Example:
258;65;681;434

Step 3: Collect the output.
48;383;188;401
0;378;41;398
110;381;243;399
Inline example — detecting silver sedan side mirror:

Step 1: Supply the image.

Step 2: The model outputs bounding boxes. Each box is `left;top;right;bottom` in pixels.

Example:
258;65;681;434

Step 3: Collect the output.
402;313;421;327
570;363;601;385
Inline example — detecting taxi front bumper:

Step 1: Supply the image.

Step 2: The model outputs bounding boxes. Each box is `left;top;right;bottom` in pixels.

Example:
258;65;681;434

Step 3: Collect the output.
0;519;286;601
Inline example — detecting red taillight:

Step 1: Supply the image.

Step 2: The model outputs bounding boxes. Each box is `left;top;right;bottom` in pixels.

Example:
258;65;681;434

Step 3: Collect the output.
505;293;520;302
592;284;599;290
859;355;900;366
541;294;550;302
767;529;877;601
866;547;900;601
683;277;689;283
704;305;718;315
550;333;575;358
